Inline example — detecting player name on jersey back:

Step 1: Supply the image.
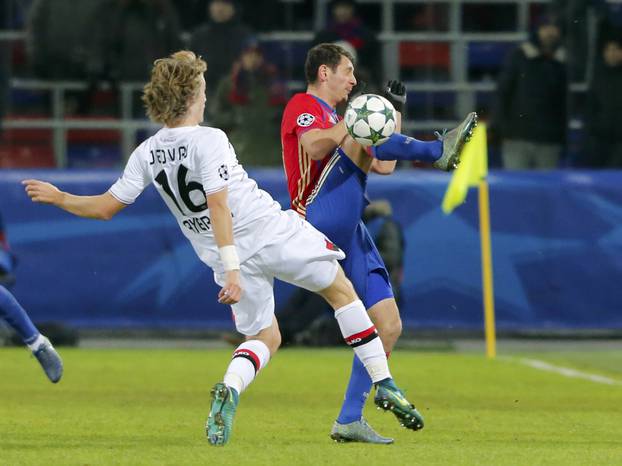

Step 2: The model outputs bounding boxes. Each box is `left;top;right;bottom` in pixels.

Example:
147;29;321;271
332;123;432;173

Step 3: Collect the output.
148;146;188;165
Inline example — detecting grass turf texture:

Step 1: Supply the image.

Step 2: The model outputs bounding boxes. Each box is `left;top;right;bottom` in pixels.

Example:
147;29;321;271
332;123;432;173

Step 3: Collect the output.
1;347;621;465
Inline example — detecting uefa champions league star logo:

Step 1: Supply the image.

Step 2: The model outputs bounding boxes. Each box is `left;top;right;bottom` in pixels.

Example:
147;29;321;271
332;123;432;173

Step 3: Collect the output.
218;164;229;180
296;113;315;127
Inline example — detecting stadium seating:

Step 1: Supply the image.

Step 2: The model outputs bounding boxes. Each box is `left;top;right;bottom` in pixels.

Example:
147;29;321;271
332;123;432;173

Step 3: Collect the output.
66;119;122;168
467;42;515;80
399;42;451;80
0;124;55;168
1;0;602;166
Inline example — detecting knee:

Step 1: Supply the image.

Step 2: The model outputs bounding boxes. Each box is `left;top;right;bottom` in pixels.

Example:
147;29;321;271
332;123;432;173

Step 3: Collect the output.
391;317;403;341
264;327;282;355
376;315;402;346
251;326;282;356
270;329;282;354
321;268;358;309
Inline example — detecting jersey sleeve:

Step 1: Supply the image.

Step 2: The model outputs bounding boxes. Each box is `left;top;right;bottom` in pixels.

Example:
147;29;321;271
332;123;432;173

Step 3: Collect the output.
285;96;325;140
108;148;150;204
198;129;232;196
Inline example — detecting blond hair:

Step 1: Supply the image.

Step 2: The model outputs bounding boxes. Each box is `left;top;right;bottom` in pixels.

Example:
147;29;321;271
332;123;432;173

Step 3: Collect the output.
142;51;207;126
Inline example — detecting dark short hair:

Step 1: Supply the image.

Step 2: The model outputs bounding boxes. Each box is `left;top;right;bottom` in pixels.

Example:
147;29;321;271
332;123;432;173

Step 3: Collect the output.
305;43;355;84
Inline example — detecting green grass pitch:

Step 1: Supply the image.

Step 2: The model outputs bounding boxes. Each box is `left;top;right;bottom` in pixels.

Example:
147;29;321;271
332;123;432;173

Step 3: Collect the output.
1;347;621;465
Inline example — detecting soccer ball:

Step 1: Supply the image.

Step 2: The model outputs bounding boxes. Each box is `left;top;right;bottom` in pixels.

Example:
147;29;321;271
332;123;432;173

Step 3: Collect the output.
344;94;397;147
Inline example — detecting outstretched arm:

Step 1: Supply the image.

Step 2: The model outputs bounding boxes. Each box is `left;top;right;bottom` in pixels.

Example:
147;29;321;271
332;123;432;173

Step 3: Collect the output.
206;187;242;305
22;179;126;220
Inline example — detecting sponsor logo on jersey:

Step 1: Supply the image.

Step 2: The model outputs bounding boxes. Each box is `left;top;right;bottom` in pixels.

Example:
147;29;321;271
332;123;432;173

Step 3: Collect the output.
296;113;315;127
182;215;212;233
218;164;229;180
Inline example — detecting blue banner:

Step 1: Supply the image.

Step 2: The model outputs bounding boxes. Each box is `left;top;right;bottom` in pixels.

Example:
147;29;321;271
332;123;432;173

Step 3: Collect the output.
1;169;621;330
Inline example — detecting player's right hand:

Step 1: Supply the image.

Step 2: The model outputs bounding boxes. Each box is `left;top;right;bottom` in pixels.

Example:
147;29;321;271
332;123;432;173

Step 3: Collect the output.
218;270;242;305
384;80;407;114
22;179;64;205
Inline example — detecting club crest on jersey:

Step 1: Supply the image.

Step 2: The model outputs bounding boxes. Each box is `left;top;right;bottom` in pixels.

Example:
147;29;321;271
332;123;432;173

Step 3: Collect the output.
218;164;229;180
296;113;315;127
325;239;340;252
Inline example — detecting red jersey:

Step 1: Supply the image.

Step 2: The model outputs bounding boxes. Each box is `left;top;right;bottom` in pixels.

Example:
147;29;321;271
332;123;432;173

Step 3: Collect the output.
281;93;340;216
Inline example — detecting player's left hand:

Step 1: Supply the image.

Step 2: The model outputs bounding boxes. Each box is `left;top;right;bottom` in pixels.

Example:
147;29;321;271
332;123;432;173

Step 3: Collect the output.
22;179;64;205
384;80;407;114
218;270;242;305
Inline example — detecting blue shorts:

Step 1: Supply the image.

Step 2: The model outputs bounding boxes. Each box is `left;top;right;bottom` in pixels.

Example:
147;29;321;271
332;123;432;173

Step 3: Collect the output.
306;150;394;309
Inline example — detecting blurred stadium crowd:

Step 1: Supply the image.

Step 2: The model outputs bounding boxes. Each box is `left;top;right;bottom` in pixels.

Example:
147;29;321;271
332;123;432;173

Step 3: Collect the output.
1;0;622;169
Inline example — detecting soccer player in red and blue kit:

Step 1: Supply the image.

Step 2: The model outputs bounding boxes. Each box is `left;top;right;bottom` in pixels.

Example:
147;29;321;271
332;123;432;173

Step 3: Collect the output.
281;43;477;443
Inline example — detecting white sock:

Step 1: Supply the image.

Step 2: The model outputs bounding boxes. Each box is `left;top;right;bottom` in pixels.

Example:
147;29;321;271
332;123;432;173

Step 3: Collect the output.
223;340;271;395
334;300;391;383
27;334;45;352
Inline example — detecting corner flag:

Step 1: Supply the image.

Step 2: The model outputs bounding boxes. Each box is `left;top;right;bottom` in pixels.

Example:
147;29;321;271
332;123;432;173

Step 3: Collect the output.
440;123;497;358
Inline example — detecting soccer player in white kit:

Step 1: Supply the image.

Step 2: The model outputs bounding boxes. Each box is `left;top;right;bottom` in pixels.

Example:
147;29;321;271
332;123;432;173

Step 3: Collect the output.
23;51;422;446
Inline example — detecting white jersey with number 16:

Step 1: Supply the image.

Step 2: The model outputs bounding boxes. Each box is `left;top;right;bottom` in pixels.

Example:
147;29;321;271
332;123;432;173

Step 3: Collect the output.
109;125;282;272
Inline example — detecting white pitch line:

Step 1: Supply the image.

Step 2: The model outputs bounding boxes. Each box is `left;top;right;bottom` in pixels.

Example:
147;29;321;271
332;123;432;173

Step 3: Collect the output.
519;358;622;386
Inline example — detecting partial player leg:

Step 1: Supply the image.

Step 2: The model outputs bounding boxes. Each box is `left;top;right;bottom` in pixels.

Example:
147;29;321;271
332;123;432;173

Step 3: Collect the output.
262;211;422;434
319;272;390;383
223;317;279;395
368;298;402;355
0;285;63;383
207;321;276;446
371;112;478;170
207;265;280;447
369;299;423;430
329;231;401;442
317;267;423;431
332;297;403;443
0;284;38;343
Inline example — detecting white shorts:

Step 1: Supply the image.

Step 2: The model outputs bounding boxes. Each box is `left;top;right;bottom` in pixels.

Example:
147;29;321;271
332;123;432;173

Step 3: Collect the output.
214;210;344;336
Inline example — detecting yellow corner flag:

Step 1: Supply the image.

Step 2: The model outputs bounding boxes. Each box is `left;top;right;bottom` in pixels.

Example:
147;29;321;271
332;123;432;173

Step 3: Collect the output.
440;122;497;358
441;123;488;214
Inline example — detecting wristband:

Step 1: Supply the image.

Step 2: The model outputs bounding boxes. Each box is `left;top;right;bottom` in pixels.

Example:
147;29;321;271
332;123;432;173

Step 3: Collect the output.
219;245;240;271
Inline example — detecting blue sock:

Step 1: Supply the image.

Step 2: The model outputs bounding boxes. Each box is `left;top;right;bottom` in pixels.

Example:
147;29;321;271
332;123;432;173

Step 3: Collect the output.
337;355;372;424
371;133;442;162
0;285;39;344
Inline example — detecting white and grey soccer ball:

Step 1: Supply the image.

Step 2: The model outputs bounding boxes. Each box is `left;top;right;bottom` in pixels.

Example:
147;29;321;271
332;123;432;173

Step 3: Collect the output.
344;94;397;147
